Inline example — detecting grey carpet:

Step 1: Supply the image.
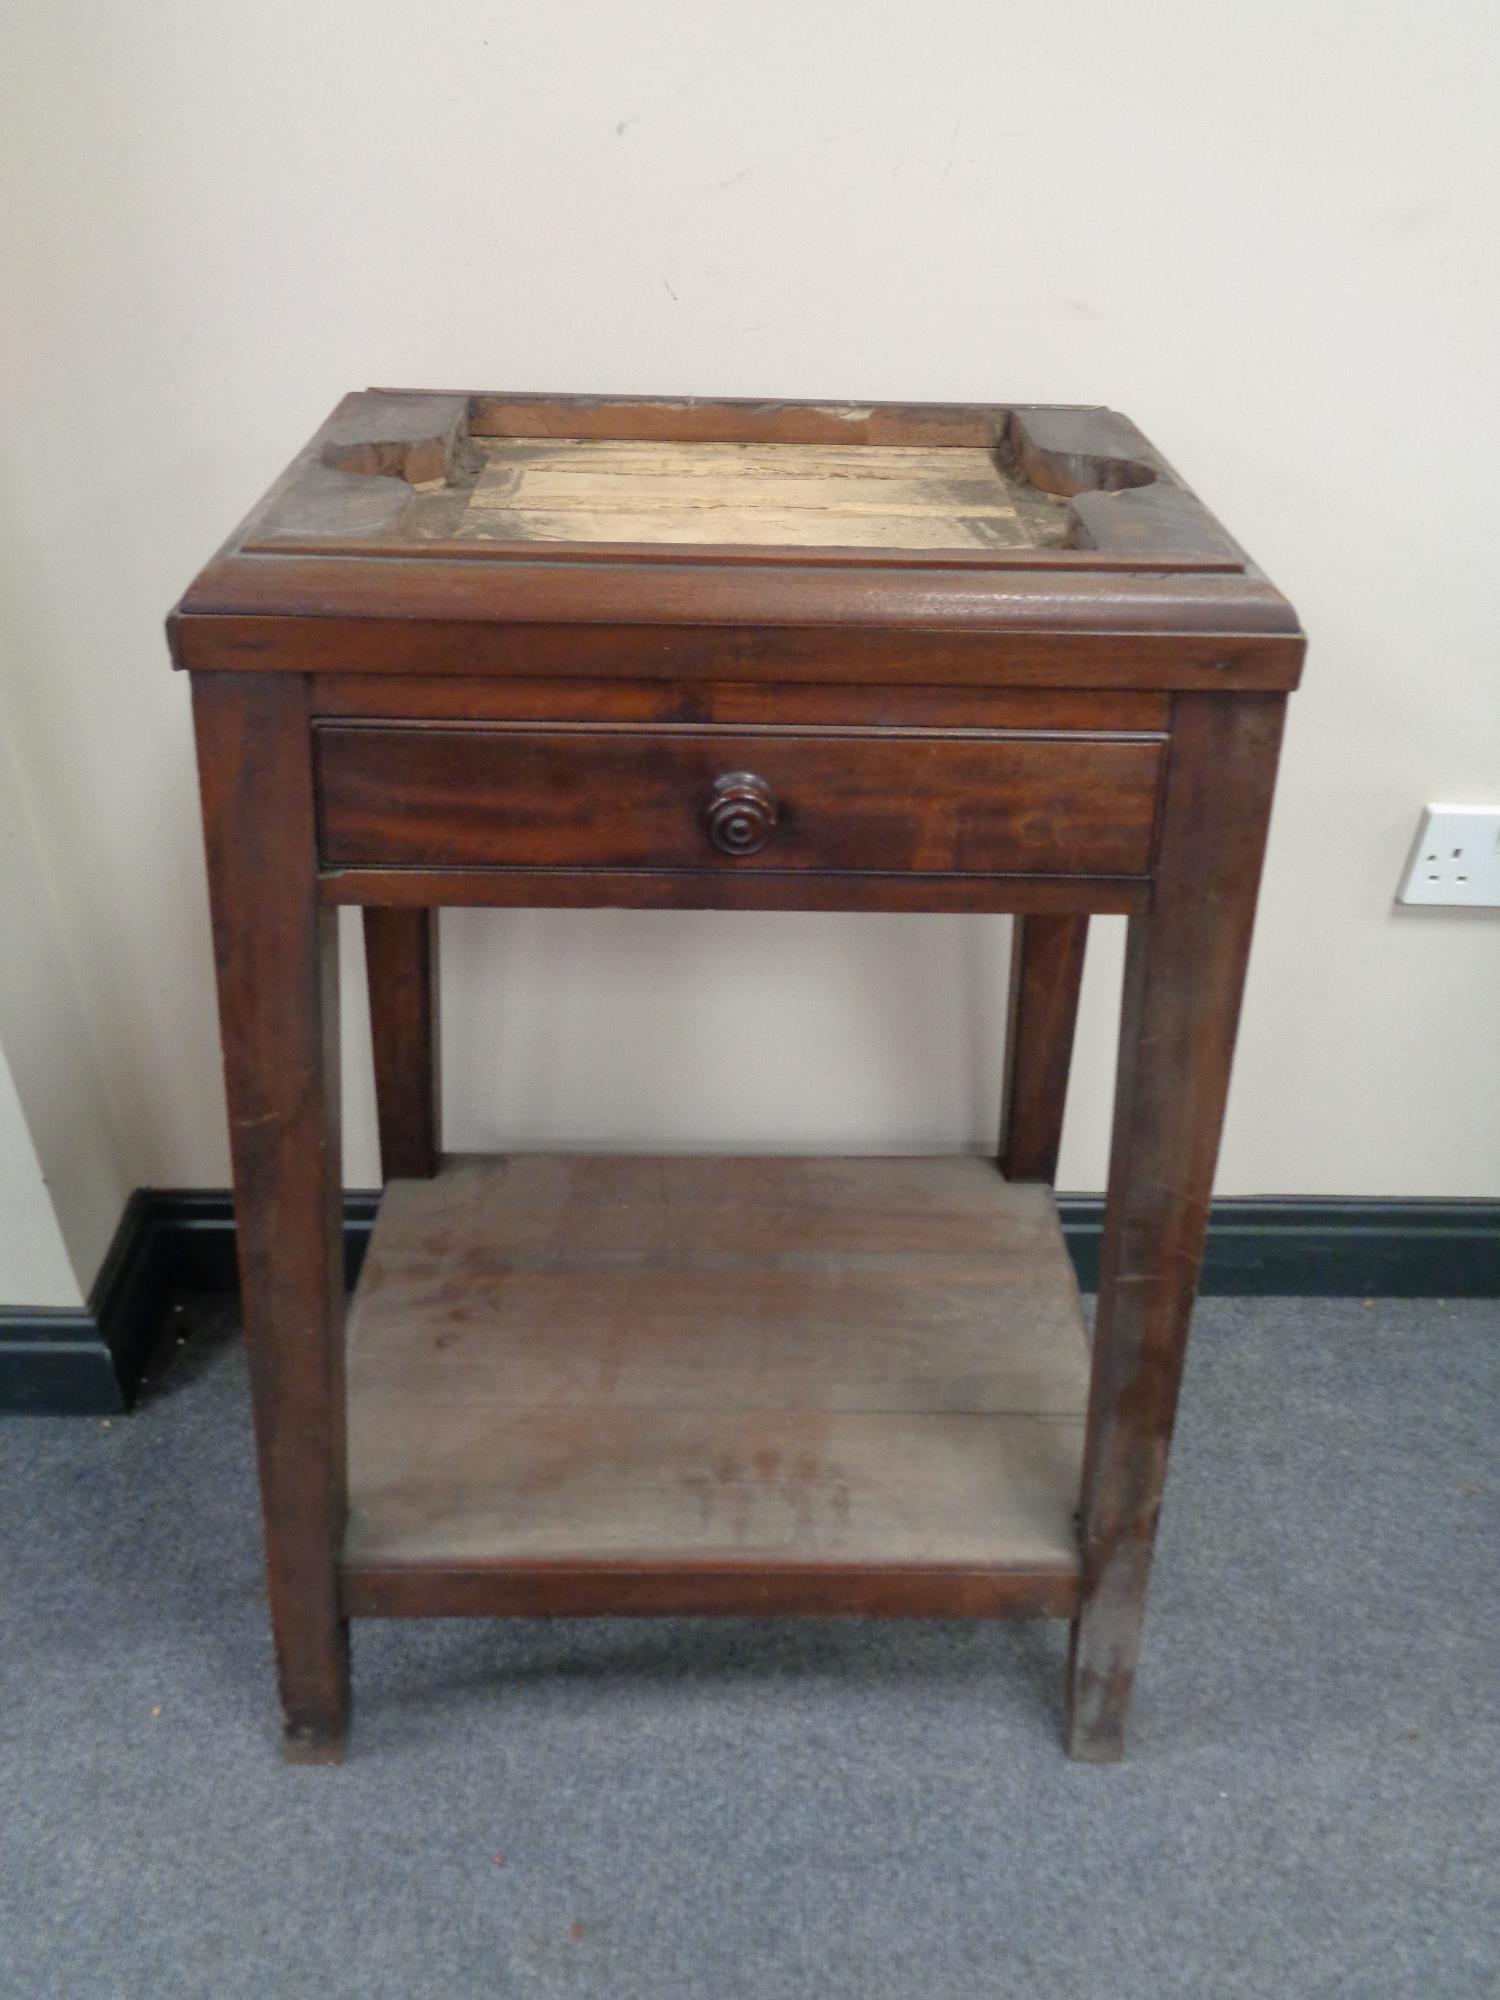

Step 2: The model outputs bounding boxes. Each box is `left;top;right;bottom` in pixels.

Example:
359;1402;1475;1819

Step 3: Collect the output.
0;1295;1495;2000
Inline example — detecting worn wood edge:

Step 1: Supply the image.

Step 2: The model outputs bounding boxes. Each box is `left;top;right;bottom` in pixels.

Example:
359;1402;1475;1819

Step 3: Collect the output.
168;392;379;605
461;391;1022;447
1068;488;1243;563
317;391;471;486
240;532;1243;572
1006;409;1251;569
338;1560;1082;1620
1006;407;1171;498
251;464;414;542
165;389;468;604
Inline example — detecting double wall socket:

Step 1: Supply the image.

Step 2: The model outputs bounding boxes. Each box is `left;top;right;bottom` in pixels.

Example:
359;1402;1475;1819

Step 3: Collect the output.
1397;806;1500;907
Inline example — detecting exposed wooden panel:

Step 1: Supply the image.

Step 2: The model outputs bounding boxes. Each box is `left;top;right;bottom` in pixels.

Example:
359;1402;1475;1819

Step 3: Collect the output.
347;1408;1084;1570
349;1267;1082;1414
344;1155;1088;1583
464;391;1012;448
346;1156;1089;1414
248;403;1252;569
440;438;1069;553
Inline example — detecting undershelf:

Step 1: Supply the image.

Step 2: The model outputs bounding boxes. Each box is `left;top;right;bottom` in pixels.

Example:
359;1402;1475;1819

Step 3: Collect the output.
340;1154;1090;1620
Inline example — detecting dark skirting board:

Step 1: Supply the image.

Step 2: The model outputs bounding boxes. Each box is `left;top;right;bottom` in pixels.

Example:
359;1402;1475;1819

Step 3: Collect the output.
4;1184;1495;1415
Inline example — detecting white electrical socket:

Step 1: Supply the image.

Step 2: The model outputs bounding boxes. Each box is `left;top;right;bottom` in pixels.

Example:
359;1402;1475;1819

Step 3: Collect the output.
1398;806;1500;908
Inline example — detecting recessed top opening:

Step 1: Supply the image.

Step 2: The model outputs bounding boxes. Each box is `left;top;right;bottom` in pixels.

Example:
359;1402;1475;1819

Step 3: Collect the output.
403;437;1074;553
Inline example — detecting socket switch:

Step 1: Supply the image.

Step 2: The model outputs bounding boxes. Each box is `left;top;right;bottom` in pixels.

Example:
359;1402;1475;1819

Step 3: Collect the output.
1398;805;1500;907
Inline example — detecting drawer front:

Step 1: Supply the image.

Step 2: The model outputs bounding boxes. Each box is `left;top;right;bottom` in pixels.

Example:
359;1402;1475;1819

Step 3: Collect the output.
315;724;1164;877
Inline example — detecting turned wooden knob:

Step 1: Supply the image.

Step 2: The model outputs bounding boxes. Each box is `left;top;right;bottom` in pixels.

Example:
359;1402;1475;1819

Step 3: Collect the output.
704;772;779;856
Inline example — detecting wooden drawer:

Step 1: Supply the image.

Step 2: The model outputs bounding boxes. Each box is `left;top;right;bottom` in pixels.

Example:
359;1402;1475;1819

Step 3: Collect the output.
314;723;1164;877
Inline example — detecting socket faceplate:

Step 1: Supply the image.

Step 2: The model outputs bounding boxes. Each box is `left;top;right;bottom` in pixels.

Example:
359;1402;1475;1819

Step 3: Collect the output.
1398;806;1500;907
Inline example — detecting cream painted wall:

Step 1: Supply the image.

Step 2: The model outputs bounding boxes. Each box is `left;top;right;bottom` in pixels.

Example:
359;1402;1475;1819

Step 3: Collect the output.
0;1053;84;1308
0;705;129;1302
1;0;1497;1293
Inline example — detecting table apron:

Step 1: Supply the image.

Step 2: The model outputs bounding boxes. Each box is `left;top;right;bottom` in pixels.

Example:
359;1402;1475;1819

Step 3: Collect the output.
316;867;1150;914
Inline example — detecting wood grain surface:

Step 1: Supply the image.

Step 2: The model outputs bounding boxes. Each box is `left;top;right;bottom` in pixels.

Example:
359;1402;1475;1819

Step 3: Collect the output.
425;438;1071;552
362;906;441;1181
317;866;1151;917
1067;692;1288;1761
192;673;349;1760
175;612;1301;692
999;915;1090;1184
314;724;1164;878
308;675;1171;732
174;391;1305;677
343;1156;1089;1589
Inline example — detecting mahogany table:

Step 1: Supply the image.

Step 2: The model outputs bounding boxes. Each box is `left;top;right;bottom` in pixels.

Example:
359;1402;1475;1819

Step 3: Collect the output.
170;390;1304;1761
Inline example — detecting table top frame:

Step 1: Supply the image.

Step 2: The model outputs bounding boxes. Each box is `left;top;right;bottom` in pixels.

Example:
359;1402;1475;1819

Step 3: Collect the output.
170;391;1302;686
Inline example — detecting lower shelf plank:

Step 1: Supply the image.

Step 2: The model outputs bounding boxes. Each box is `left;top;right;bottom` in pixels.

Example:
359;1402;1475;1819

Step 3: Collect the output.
341;1559;1081;1620
343;1154;1090;1617
346;1405;1083;1567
